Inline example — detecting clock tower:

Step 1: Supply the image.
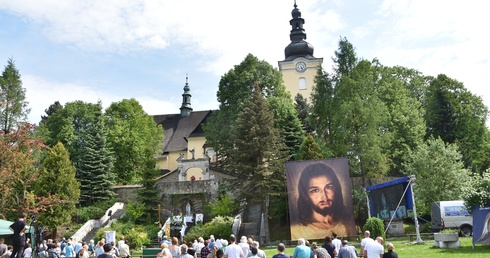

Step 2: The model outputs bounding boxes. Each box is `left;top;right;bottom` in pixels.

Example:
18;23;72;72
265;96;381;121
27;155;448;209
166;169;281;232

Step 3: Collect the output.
278;1;323;101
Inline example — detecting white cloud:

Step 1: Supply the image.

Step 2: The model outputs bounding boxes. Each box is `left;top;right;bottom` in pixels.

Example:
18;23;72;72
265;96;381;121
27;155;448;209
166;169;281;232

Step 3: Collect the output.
23;74;178;124
3;0;489;121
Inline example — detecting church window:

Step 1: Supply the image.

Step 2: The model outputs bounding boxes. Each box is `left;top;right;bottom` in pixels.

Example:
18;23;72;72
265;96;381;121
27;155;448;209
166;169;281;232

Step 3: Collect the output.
299;77;307;90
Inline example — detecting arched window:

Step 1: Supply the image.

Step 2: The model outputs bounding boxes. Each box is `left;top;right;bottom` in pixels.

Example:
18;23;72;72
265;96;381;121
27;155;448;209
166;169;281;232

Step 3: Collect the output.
299;77;307;90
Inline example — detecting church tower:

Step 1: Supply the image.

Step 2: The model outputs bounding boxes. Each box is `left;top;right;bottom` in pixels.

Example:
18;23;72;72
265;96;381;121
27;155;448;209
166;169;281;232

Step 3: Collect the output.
278;1;323;101
180;75;193;117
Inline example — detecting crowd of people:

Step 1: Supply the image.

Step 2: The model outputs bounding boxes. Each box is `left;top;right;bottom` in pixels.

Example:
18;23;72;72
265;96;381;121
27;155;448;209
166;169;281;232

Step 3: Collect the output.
156;231;397;258
156;234;268;258
290;230;398;258
0;236;130;258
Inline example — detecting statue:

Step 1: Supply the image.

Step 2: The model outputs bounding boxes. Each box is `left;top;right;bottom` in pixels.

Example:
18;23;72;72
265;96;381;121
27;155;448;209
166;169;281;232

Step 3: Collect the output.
190;148;195;159
186;202;192;216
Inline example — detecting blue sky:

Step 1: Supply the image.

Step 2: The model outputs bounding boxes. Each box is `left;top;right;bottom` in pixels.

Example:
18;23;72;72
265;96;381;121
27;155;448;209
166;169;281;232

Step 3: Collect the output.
1;0;488;125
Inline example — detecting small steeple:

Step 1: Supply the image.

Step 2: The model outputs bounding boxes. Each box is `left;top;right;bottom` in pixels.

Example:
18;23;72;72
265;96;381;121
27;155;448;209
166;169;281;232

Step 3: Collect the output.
284;1;314;61
180;75;193;117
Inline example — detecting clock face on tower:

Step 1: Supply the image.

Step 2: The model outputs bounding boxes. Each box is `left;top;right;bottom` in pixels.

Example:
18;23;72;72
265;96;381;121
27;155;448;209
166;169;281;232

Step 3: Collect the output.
295;61;307;73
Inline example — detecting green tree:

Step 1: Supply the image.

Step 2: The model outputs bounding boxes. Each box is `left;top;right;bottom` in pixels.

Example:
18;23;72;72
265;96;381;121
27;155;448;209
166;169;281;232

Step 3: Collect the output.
461;170;490;210
296;134;328;160
227;83;288;243
378;66;426;176
78;112;115;206
294;93;313;134
332;36;357;78
425;74;490;173
205;54;303;164
207;192;239;217
105;98;163;183
37;100;104;170
403;137;470;215
310;67;334;140
33;142;80;236
0;58;30;134
330;59;392;183
0;123;61;219
135;162;161;223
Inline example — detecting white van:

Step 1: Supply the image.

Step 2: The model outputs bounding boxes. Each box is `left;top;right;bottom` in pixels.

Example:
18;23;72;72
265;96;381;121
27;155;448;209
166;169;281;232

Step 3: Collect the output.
431;200;473;236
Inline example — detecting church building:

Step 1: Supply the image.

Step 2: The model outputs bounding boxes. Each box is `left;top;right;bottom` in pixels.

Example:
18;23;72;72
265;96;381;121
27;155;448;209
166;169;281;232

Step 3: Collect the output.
115;2;321;239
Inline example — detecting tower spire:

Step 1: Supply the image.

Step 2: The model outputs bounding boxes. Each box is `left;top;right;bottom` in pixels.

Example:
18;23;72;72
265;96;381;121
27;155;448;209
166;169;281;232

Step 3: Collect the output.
180;74;193;117
284;1;314;61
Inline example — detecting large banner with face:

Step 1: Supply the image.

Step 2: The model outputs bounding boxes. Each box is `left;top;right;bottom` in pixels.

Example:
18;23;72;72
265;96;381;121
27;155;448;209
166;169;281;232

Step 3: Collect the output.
473;205;490;245
286;158;356;240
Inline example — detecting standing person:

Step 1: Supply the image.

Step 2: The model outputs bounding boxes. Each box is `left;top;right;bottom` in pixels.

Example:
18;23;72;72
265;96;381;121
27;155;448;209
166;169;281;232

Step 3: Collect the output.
0;238;8;258
382;243;397;258
79;245;89;258
110;242;119;258
117;237;125;251
292;238;311;258
223;235;243;258
88;240;95;256
74;242;83;258
321;237;336;258
23;243;32;258
214;236;223;250
186;243;196;258
97;244;114;258
178;245;193;258
94;241;105;257
337;240;357;258
5;246;13;258
310;242;330;258
271;243;289;258
364;237;383;258
237;237;248;258
9;212;29;258
169;237;181;258
247;242;265;258
200;240;211;258
64;242;76;258
359;231;373;256
331;233;341;258
290;163;356;239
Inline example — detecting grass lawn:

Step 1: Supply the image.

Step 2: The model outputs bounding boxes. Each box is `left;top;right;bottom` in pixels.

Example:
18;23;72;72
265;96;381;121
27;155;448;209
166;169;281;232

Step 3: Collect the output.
263;237;490;258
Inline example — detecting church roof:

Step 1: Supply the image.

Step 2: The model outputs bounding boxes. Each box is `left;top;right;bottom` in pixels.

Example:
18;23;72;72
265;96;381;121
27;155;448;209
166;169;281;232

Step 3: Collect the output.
153;110;213;153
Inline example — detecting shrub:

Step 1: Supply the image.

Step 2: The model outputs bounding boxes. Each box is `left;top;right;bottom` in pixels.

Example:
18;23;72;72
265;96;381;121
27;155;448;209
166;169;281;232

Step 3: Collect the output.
184;216;233;242
363;217;385;240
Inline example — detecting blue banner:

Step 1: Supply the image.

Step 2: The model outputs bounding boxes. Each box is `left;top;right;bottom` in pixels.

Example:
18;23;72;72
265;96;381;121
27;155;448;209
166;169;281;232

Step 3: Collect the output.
473;205;490;245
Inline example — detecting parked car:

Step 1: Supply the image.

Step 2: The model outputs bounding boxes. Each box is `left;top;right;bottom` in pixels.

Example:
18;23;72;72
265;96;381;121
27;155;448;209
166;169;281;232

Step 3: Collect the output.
431;200;473;237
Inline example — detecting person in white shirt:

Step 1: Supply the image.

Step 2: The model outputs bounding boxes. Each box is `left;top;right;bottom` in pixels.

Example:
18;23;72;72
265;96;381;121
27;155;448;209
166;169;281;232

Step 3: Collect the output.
360;231;374;256
224;236;243;258
364;237;383;258
331;232;341;258
23;244;32;258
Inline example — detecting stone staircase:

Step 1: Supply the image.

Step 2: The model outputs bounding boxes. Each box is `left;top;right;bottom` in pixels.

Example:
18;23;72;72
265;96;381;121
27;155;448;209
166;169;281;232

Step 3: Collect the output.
238;203;261;241
81;208;126;243
70;202;125;243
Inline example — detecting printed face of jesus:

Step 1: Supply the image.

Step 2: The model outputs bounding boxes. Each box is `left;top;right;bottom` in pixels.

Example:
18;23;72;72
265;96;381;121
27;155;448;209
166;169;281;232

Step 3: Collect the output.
308;175;336;215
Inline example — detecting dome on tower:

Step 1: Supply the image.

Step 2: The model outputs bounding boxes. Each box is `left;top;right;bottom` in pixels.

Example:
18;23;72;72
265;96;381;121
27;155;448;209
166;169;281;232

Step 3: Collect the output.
284;41;314;61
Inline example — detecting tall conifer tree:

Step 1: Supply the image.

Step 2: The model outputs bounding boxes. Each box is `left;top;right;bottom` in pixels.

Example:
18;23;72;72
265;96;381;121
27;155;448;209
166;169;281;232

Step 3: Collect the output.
78;112;115;206
0;58;30;133
228;83;288;243
33;142;80;236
